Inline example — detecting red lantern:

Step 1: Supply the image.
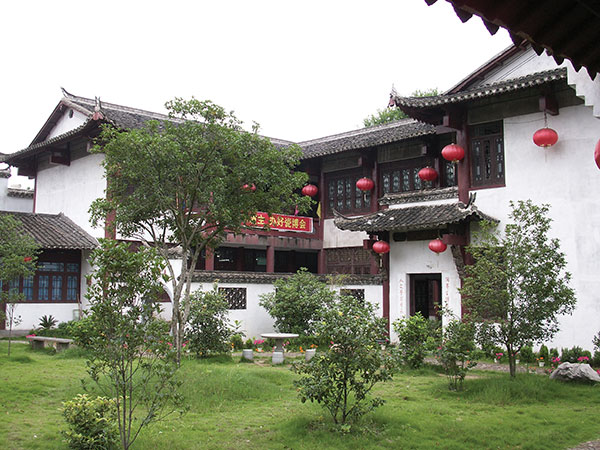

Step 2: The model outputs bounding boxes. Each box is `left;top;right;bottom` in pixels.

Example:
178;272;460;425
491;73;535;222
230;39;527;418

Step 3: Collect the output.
302;184;318;197
356;177;374;192
441;144;465;162
242;183;256;192
533;128;558;148
372;240;390;254
23;256;32;262
418;167;438;182
428;239;447;253
595;139;600;170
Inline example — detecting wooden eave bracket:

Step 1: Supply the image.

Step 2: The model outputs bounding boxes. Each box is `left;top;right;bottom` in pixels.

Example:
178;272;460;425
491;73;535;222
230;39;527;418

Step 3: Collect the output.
539;92;559;116
49;147;71;166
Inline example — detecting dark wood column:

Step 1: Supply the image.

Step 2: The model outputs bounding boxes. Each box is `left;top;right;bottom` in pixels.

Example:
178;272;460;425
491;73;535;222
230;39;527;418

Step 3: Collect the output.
205;247;215;271
266;242;275;273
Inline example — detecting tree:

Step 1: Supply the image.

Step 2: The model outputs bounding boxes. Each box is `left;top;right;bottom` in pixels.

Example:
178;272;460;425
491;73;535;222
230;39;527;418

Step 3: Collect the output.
90;99;310;363
460;200;576;377
292;294;394;425
363;88;439;127
259;268;336;335
82;240;184;450
0;214;38;356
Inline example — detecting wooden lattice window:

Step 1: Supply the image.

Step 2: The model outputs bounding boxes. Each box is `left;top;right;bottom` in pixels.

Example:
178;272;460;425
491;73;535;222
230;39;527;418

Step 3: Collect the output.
325;247;373;275
219;287;247;310
340;288;365;302
470;121;504;188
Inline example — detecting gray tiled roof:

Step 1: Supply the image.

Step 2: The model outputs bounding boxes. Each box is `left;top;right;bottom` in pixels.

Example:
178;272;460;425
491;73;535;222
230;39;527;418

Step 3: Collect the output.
334;202;495;232
7;188;34;198
0;211;98;249
6;91;296;163
299;119;435;159
391;68;567;109
64;92;174;130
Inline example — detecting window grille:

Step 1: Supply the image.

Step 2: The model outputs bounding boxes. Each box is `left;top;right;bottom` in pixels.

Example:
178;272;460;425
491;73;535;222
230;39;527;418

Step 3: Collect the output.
219;287;247;310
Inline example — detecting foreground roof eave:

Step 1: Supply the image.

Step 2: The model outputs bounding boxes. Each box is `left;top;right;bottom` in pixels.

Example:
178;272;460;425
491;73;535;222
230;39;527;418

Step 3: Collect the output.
425;0;600;77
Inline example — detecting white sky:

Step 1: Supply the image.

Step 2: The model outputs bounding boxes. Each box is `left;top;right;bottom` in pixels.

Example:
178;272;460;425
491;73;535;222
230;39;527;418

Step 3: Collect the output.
0;0;512;155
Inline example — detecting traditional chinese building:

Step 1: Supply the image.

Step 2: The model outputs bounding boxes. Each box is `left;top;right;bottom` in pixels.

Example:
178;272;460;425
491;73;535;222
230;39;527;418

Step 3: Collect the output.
2;42;600;349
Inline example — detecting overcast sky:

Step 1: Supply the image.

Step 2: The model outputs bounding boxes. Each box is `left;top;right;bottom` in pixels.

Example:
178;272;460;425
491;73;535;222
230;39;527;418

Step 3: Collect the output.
1;0;512;155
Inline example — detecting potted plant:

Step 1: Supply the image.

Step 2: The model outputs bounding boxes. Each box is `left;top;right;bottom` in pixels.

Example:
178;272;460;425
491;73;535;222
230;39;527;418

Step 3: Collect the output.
537;356;545;367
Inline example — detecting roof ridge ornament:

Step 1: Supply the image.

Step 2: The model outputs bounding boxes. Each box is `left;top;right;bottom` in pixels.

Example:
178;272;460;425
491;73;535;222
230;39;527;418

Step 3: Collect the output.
92;96;104;121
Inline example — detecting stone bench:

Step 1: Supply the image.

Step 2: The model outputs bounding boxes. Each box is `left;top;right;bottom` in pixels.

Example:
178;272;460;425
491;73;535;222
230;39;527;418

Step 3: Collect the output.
26;336;74;351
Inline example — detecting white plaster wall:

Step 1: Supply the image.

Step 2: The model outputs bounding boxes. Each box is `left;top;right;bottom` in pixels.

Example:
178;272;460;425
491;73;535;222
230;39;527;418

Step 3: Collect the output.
47;109;87;140
475;47;561;87
7;303;81;330
190;282;277;340
388;240;461;343
333;284;383;317
473;104;600;350
0;193;33;212
0;176;33;212
322;218;368;248
567;63;600;117
35;153;106;238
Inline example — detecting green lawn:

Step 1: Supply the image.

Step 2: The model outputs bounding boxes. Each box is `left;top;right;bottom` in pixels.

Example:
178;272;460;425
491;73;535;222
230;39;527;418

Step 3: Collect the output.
1;342;598;449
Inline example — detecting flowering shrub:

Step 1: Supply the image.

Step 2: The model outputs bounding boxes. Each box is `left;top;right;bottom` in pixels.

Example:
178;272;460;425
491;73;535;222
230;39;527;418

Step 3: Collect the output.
495;352;503;361
577;356;590;363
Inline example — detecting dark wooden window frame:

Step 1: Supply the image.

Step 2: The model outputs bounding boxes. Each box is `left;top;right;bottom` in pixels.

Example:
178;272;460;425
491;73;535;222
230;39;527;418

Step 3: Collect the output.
325;169;373;218
470;121;505;188
1;250;81;303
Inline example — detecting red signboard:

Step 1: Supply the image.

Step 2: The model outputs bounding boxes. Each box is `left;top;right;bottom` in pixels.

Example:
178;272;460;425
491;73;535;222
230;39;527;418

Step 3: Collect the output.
248;212;313;233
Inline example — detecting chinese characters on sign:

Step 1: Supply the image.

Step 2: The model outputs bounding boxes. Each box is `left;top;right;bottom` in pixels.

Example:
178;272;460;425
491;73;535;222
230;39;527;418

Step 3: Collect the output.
248;212;313;233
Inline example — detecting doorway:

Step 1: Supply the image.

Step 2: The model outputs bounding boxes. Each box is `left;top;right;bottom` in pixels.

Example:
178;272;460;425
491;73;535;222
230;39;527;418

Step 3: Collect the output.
409;274;441;320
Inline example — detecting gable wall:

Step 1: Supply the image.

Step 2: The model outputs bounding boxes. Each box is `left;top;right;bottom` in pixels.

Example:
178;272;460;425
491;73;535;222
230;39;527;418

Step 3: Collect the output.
473;103;600;349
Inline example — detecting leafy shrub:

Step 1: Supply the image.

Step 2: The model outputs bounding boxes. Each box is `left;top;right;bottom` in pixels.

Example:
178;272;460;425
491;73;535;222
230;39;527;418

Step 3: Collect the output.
230;334;244;351
259;268;335;335
392;313;436;368
292;295;394;425
549;347;559;359
436;319;476;391
592;351;600;368
538;345;549;361
185;286;232;357
520;345;535;363
243;338;253;349
62;394;118;450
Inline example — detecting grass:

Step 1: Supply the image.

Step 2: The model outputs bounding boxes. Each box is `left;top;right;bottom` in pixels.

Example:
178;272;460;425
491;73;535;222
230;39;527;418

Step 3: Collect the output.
1;343;599;449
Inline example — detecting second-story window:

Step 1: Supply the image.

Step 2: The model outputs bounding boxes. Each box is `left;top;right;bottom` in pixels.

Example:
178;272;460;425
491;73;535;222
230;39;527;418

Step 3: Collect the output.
326;172;371;217
380;157;444;195
470;121;505;188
